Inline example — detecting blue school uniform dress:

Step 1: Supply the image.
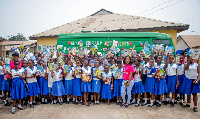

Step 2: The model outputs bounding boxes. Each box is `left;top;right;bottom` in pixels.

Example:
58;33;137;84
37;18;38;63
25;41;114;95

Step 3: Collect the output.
10;69;27;100
64;67;74;95
91;67;101;93
144;67;156;93
73;67;82;96
132;67;145;94
181;63;200;95
38;68;48;95
51;69;65;96
142;62;149;84
0;66;4;91
113;67;123;97
81;66;92;93
177;64;185;94
101;71;113;99
166;63;177;93
26;66;40;96
154;64;168;95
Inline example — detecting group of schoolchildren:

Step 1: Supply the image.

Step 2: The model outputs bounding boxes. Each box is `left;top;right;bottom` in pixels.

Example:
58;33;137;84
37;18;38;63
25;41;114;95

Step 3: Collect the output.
0;49;199;114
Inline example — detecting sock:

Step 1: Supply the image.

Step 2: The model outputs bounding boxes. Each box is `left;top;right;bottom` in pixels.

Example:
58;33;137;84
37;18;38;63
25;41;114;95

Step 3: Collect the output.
132;99;135;103
18;104;22;108
6;97;8;100
61;98;63;102
0;95;2;98
164;95;166;101
12;106;15;111
187;103;190;105
30;102;33;105
97;101;99;103
33;101;36;103
166;98;169;102
158;101;161;104
73;98;75;101
150;100;153;105
137;99;140;104
54;100;56;103
172;99;174;103
145;98;147;103
80;100;82;103
4;100;7;104
45;99;47;102
156;100;159;103
51;100;53;103
67;98;69;101
95;101;97;103
117;100;119;102
42;98;44;102
180;100;182;103
194;106;197;108
58;98;61;102
91;95;93;100
87;98;88;101
76;100;78;102
175;100;177;102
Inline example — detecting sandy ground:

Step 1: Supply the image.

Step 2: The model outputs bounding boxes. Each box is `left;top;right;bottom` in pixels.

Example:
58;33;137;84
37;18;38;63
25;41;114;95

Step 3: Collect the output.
0;95;200;119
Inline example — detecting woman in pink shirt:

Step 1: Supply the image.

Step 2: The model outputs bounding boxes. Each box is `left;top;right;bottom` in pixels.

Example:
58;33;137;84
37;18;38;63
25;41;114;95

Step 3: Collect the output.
121;56;135;108
10;52;22;70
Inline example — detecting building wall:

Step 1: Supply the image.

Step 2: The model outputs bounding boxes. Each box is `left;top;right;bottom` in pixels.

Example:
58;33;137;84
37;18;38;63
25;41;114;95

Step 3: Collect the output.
176;39;189;50
37;38;57;45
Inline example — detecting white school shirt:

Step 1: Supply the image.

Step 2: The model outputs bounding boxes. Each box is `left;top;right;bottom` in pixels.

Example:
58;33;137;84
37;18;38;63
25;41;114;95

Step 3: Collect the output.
177;64;184;75
65;67;74;80
26;66;37;83
185;63;199;79
82;66;91;76
53;69;63;82
99;64;104;72
115;67;123;79
134;67;142;82
11;69;24;79
0;66;4;75
143;62;149;74
47;69;54;88
154;63;165;69
102;71;112;81
166;63;177;76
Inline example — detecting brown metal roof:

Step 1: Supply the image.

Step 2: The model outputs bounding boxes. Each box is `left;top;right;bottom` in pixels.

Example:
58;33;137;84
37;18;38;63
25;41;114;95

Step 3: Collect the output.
30;9;189;40
178;35;200;48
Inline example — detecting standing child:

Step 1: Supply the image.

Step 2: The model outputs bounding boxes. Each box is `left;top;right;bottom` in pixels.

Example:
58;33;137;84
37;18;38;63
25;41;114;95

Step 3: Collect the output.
0;61;4;99
91;61;102;105
51;63;65;105
73;60;83;104
25;59;40;108
101;65;113;105
164;54;179;107
10;60;27;114
64;60;74;104
113;60;123;105
132;59;145;107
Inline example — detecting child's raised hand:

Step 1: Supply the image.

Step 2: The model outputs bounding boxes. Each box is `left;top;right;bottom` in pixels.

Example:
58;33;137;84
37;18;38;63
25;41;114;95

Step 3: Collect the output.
193;80;198;84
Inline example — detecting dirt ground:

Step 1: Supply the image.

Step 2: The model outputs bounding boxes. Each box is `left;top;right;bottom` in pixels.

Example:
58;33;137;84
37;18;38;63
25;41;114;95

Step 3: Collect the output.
0;95;200;119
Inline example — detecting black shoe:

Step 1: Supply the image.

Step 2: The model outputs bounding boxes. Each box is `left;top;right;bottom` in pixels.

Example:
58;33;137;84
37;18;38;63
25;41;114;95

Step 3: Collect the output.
177;97;180;101
120;102;126;107
41;102;45;104
66;101;70;104
154;101;158;105
116;102;120;105
96;102;99;105
44;102;48;104
179;102;184;107
135;103;140;107
156;103;161;108
86;103;90;106
170;102;174;107
24;102;28;106
193;107;198;112
174;101;177;104
11;110;15;114
59;102;63;105
164;101;169;105
141;102;147;106
184;104;190;108
74;102;78;105
148;104;153;107
125;103;130;108
147;100;150;104
81;102;85;105
18;107;25;110
33;102;39;105
30;104;34;108
5;103;11;106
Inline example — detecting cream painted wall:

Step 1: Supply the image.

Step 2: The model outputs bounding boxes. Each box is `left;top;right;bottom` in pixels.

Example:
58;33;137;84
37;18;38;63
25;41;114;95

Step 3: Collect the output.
37;38;57;45
176;39;189;50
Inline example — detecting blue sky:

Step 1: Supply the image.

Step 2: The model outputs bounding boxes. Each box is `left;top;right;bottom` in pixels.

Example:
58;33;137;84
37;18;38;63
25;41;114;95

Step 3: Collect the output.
0;0;199;39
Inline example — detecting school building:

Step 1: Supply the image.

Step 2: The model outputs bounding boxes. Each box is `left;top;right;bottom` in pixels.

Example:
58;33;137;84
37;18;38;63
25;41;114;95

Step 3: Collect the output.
29;9;189;50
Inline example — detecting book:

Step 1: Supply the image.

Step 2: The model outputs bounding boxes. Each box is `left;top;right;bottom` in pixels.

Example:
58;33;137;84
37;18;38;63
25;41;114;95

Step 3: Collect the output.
165;46;175;54
91;48;96;54
113;69;122;77
75;66;81;75
5;58;10;64
105;77;111;85
82;73;90;81
89;60;95;67
48;63;54;71
156;68;165;77
109;65;117;72
64;65;72;73
57;58;65;66
94;69;102;77
37;66;43;72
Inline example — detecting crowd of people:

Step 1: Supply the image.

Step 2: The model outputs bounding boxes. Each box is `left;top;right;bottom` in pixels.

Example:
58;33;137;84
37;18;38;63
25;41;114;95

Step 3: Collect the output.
0;47;199;114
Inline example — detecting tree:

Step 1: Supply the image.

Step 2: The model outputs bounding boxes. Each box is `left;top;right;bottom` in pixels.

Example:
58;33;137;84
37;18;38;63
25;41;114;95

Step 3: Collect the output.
8;33;27;41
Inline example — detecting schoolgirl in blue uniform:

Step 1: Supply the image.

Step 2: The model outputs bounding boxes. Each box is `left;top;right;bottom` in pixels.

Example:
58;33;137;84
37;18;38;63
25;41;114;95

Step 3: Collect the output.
164;54;179;107
113;60;123;105
153;56;167;107
38;60;48;104
177;56;185;107
63;60;74;104
142;57;149;84
81;59;92;106
181;56;199;112
91;61;102;105
10;60;27;114
25;59;40;108
73;60;83;104
51;63;65;105
132;59;145;107
101;65;113;105
143;59;156;107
